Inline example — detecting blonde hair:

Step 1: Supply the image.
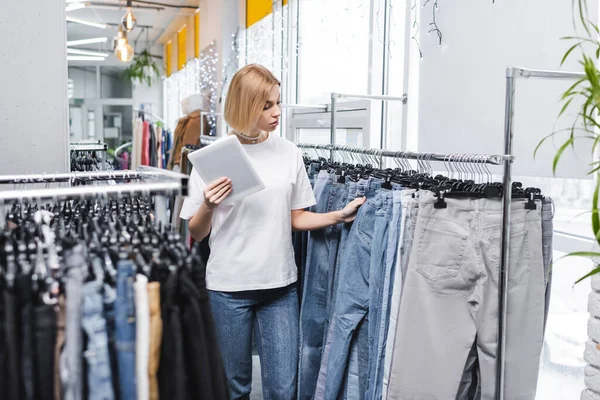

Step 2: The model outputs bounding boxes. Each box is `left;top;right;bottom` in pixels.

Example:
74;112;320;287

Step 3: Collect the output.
224;64;280;134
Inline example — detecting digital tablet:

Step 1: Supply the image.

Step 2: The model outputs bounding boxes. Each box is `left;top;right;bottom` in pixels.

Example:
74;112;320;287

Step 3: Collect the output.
187;135;265;205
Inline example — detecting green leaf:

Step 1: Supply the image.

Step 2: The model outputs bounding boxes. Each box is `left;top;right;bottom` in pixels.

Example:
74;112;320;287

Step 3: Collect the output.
562;43;580;65
552;137;574;174
593;176;600;247
575;265;600;284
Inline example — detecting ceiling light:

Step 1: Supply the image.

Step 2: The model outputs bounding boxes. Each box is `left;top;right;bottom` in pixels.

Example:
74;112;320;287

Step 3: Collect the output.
115;43;134;62
67;48;109;57
67;37;108;46
67;56;106;61
65;2;89;12
66;17;107;29
122;0;137;31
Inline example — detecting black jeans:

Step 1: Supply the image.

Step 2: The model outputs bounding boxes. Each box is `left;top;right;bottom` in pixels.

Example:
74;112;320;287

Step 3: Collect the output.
4;288;21;399
34;304;57;400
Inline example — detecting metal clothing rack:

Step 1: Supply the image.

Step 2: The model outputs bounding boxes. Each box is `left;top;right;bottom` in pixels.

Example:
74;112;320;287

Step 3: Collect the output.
134;108;166;124
496;66;586;400
329;93;408;155
0;167;189;228
69;141;108;152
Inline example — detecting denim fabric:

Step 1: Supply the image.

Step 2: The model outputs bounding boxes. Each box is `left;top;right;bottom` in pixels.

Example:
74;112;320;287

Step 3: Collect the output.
82;280;115;400
316;191;386;399
368;190;403;400
62;244;87;400
33;304;57;400
103;284;119;399
541;198;554;333
382;189;415;398
19;273;35;400
387;193;545;400
209;284;299;400
4;286;20;399
298;177;335;400
115;260;137;400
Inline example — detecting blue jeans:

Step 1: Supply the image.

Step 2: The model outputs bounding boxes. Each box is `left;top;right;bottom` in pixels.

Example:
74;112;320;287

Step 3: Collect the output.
299;178;345;399
115;260;137;400
367;190;402;400
82;280;115;400
318;190;390;399
209;284;299;400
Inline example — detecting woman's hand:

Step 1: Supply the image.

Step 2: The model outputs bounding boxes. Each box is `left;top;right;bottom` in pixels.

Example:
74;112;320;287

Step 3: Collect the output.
203;177;233;210
338;196;367;223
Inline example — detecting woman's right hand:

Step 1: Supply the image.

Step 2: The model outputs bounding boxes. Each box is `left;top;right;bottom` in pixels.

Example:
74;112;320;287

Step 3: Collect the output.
203;177;233;210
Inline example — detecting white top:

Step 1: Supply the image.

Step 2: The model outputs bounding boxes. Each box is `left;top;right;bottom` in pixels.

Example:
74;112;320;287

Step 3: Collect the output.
180;133;317;291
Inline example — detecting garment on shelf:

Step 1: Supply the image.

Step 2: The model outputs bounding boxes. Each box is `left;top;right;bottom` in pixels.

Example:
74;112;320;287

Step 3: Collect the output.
295;152;551;400
0;196;229;400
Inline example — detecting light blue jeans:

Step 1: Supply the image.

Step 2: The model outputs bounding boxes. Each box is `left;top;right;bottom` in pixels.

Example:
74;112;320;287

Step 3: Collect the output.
209;284;299;400
317;189;390;399
115;260;137;400
82;280;115;400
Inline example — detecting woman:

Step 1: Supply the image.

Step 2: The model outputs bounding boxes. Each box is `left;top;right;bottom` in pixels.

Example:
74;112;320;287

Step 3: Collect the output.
180;64;365;399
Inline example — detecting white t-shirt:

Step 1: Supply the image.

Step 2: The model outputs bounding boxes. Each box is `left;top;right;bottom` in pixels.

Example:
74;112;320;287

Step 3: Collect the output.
180;133;317;291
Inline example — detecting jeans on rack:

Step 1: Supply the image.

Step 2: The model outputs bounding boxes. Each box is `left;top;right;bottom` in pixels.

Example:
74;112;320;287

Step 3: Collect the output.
210;284;298;400
115;260;137;400
367;190;403;400
54;295;66;400
182;266;230;400
62;244;87;400
34;304;58;400
103;282;119;400
387;192;545;400
159;272;187;400
19;273;35;400
298;175;335;400
382;189;415;398
316;189;392;400
82;280;115;400
541;197;554;333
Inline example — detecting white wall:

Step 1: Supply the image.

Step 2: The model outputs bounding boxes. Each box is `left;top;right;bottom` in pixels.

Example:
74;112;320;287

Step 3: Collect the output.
416;0;598;179
0;0;69;174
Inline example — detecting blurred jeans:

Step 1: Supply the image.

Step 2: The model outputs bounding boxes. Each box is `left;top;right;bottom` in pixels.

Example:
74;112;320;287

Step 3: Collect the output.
115;260;137;400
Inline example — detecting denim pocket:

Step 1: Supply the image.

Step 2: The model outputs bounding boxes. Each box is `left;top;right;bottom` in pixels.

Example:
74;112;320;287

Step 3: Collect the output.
416;227;467;281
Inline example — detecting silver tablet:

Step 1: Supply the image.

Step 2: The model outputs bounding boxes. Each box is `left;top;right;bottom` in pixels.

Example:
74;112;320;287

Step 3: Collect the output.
187;135;266;205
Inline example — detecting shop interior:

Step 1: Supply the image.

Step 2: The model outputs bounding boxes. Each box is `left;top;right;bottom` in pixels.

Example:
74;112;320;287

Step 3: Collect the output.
1;0;600;399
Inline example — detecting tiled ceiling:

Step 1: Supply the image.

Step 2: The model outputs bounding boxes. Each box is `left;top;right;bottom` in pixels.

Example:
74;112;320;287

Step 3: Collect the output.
66;0;197;56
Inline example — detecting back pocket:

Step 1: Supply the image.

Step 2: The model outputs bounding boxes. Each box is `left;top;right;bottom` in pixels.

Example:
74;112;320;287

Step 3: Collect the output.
416;227;468;281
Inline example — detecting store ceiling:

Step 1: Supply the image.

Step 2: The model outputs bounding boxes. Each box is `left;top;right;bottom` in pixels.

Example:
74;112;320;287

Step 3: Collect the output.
66;0;198;57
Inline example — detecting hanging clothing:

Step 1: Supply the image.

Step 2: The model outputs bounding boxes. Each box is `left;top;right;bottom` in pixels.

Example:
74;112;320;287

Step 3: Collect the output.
293;156;552;400
132;118;144;170
0;196;229;400
141;121;150;166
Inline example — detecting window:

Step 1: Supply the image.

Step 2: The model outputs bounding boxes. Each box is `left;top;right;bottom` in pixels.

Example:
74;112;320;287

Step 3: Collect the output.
297;0;371;104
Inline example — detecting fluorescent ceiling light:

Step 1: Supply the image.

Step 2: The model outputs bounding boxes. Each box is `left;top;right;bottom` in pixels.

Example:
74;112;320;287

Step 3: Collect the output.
66;17;107;29
67;56;106;61
67;37;108;46
66;2;89;12
67;48;109;57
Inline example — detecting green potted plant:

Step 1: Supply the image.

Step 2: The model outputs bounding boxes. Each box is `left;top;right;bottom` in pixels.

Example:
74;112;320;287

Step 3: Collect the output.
121;49;161;87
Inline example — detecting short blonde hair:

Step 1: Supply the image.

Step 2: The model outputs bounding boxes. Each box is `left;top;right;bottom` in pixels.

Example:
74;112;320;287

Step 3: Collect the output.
224;64;280;134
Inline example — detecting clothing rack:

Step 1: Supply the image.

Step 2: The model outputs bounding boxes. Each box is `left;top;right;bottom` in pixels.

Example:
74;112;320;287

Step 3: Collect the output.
134;108;166;124
0;167;189;228
297;143;505;168
497;66;585;400
69;141;108;152
329;93;408;153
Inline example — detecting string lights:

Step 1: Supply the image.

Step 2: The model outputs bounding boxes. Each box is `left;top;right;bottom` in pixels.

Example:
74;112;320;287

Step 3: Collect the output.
424;0;442;47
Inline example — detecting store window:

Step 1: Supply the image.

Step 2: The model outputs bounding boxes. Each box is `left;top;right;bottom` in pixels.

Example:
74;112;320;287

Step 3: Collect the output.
297;0;370;105
101;67;133;99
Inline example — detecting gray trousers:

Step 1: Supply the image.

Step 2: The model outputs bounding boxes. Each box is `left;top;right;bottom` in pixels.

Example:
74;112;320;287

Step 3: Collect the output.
387;192;545;400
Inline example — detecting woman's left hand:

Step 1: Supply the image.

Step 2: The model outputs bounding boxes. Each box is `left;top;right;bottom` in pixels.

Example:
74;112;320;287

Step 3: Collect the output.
338;196;367;223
